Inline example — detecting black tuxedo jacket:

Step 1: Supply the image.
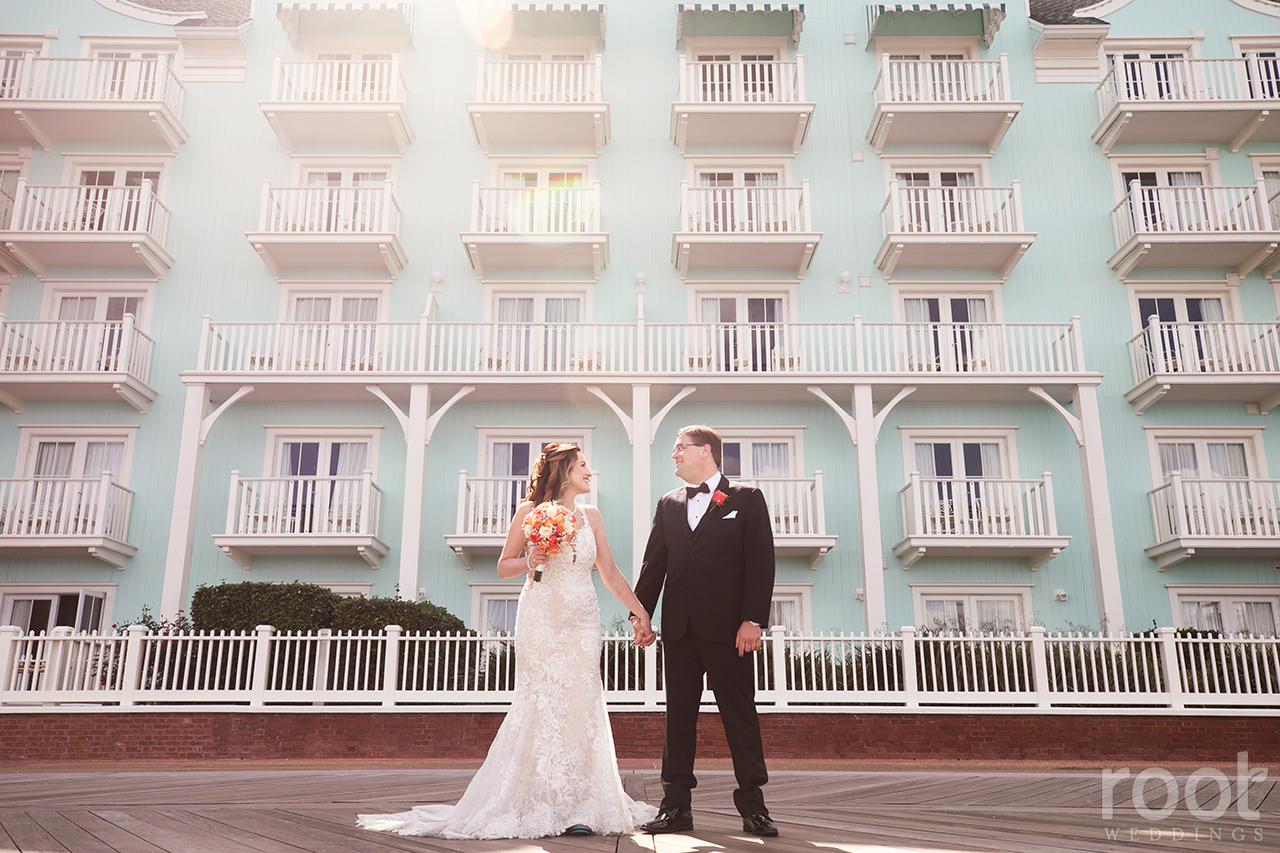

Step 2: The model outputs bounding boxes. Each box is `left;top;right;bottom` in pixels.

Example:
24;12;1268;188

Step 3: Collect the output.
635;479;776;643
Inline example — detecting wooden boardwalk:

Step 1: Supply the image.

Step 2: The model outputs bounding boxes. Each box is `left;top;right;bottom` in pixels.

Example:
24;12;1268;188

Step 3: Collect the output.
0;766;1275;852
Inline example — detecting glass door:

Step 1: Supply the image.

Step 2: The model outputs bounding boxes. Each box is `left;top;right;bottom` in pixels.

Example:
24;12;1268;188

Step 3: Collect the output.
912;438;1005;534
1137;296;1226;372
902;296;991;372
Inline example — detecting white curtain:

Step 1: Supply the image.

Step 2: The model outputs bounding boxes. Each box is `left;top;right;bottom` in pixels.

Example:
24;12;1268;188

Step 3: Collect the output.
1158;443;1198;479
292;298;331;322
923;599;962;631
34;442;74;477
1180;600;1224;632
913;443;938;477
1234;602;1277;637
978;443;1002;478
751;442;789;478
332;442;368;477
81;441;124;477
485;598;519;635
1206;442;1248;478
768;599;799;632
972;599;1017;633
58;297;97;322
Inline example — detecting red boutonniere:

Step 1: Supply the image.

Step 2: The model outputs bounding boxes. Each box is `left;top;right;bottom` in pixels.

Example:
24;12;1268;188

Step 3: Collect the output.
711;490;728;506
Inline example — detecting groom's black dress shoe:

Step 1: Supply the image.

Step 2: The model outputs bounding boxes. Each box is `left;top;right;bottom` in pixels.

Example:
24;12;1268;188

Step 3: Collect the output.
563;824;592;836
642;806;694;834
742;813;779;837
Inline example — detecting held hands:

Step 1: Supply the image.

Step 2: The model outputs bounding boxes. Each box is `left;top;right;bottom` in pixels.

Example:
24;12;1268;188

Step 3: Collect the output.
735;620;762;657
629;614;656;647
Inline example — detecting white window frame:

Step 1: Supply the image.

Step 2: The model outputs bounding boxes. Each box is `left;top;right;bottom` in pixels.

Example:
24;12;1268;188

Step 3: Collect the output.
682;37;789;62
880;154;992;192
486;155;596;187
715;426;806;480
869;36;979;62
0;582;117;633
261;426;383;479
14;425;138;486
502;37;596;61
683;155;794;187
889;283;1004;324
59;153;172;200
1124;280;1242;334
302;36;405;59
1166;584;1280;636
910;583;1034;633
769;582;812;633
474;426;594;476
40;282;156;331
686;281;798;326
469;582;524;633
289;155;399;188
1098;37;1202;80
899;426;1020;481
481;283;593;324
1142;426;1268;488
277;283;391;323
79;35;182;76
0;36;52;59
1106;153;1221;202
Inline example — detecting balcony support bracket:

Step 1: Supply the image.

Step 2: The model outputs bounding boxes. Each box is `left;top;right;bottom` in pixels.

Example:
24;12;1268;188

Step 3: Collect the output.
869;111;892;155
220;544;253;570
807;385;858;444
112;382;150;415
1001;243;1032;281
1238;242;1277;278
585;384;695;446
4;242;47;280
1098;111;1130;156
358;545;381;570
809;546;831;571
425;385;475;445
0;386;23;414
88;544;131;571
873;385;916;438
1149;545;1194;571
894;543;925;570
199;385;254;446
988;111;1017;154
1029;547;1063;571
149;110;184;154
1229;110;1268;153
12;110;52;152
1130;382;1169;416
1259;388;1280;416
648;386;696;446
1028;385;1084;445
451;545;472;571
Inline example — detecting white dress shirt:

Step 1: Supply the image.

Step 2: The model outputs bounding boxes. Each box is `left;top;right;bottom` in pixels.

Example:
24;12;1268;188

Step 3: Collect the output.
685;471;723;530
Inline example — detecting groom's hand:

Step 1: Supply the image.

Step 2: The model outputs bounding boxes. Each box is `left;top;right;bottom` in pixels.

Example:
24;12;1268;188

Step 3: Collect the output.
735;620;762;657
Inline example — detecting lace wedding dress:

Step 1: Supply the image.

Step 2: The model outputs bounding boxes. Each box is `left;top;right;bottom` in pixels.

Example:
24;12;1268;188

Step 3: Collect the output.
358;510;656;839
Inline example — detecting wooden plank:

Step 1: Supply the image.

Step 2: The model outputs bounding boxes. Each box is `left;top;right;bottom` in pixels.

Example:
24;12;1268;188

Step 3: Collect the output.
0;811;70;853
57;810;170;853
25;812;118;853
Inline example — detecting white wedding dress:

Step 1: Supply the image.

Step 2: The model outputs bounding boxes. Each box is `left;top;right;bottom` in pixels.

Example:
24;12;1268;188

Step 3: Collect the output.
358;510;656;839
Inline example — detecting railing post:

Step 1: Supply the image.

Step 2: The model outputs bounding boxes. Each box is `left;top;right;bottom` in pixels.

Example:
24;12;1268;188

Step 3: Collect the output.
770;624;787;708
360;469;373;534
795;54;805;101
249;624;275;707
900;626;919;708
0;625;18;706
418;313;430;372
1170;472;1186;537
470;180;481;231
117;313;135;375
382;180;394;230
271;54;283;100
456;470;469;534
1029;626;1052;708
998;53;1011;100
593;53;603;101
887;179;900;234
226;470;241;535
880;53;890;100
1011;180;1025;231
677;54;688;101
592;180;602;232
813;470;826;536
1070;315;1085;371
643;640;659;707
118;624;146;707
1156;627;1185;710
853;315;865;372
197;315;212;371
258;180;271;231
95;470;112;535
800;178;812;231
1257;178;1273;231
1042;471;1058;536
313;628;331;705
908;471;922;534
9;177;26;230
475;53;486;100
389;53;401;101
382;624;401;707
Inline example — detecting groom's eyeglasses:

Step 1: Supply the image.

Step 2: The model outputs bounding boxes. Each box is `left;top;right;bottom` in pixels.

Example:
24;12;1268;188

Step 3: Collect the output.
672;442;704;455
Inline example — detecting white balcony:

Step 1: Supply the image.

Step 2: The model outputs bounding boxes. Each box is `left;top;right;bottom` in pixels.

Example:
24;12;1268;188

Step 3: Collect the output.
466;55;608;153
1147;475;1280;570
0;54;187;151
0;474;136;569
213;471;388;569
1127;320;1280;414
445;472;598;569
1095;57;1280;153
0;180;173;279
0;315;156;414
259;56;414;153
247;182;406;281
867;55;1020;153
671;56;814;152
735;474;837;569
672;181;819;279
1109;182;1280;278
876;181;1034;279
461;182;607;281
894;473;1069;570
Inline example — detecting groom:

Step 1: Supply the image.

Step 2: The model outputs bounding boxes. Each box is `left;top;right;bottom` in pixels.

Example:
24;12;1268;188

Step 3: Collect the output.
631;425;778;838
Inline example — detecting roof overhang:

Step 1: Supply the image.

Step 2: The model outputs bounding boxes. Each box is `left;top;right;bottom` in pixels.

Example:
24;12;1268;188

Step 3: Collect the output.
275;2;416;47
677;3;806;45
502;3;607;41
866;2;1007;49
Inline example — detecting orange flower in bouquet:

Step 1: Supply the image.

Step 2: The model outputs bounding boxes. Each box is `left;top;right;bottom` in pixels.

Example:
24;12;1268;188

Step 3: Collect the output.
521;501;577;582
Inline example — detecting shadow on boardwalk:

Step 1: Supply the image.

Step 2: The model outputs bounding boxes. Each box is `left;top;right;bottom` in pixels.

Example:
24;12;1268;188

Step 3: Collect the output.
0;764;1275;852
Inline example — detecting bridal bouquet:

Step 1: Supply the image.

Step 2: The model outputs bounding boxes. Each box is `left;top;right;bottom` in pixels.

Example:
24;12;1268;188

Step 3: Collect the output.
522;502;577;582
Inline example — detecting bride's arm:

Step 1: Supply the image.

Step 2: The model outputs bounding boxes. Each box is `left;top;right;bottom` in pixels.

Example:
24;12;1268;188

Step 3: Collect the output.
584;506;653;631
497;501;544;579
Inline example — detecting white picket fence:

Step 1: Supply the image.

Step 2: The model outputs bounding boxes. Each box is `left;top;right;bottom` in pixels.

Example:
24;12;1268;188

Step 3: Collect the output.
678;182;813;234
469;182;601;234
1098;56;1280;116
873;54;1012;104
256;182;400;235
2;625;1276;711
224;472;383;537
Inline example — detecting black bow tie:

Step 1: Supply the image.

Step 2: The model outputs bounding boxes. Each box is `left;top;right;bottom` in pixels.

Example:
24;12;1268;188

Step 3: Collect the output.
686;483;711;498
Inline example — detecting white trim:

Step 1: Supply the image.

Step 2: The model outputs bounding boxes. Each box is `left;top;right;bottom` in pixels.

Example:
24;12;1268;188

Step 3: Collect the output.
260;426;384;479
716;426;807;478
880;154;992;190
682;36;789;61
13;425;139;486
908;582;1034;631
469;581;523;632
869;36;979;60
1248;152;1280;180
889;283;1004;324
0;582;118;632
1101;37;1200;57
1166;584;1280;635
58;153;173;200
277;283;391;323
898;425;1020;480
1231;35;1280;57
1106;153;1222;202
503;35;598;59
770;582;812;633
474;427;594;476
683;155;794;185
481;283;594;324
1229;0;1280;19
686;283;798;330
78;34;184;77
485;157;595;185
1123;281;1243;335
1142;426;1269;487
92;0;207;27
0;36;51;58
289;156;400;187
40;282;156;331
311;581;372;598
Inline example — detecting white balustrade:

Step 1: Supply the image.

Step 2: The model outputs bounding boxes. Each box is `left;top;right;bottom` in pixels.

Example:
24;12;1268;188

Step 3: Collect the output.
469;182;601;234
676;56;805;103
900;474;1060;539
199;319;420;373
0;474;133;541
0;315;153;382
1150;475;1280;542
736;476;825;537
1098;56;1280;116
257;182;400;235
271;55;405;103
424;321;636;374
0;53;184;115
453;471;598;537
6;180;170;245
873;54;1012;104
882;180;1025;236
678;181;812;234
1128;319;1280;384
474;54;603;103
224;472;382;537
1112;182;1274;247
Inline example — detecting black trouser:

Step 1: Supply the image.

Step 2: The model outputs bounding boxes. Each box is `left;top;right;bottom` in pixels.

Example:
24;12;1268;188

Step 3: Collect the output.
660;629;769;817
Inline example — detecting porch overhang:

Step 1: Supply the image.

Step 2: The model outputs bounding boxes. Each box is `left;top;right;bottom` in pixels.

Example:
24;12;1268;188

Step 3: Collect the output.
671;102;814;153
0;232;173;280
866;2;1006;48
776;536;838;570
260;101;414;154
213;534;389;570
1094;104;1279;155
0;101;187;153
874;232;1035;280
0;373;157;415
246;231;406;281
892;534;1069;570
460;232;609;281
467;102;609;154
0;537;136;570
672;231;820;279
1145;537;1280;571
867;102;1020;153
677;3;806;45
1108;233;1280;279
1125;373;1280;415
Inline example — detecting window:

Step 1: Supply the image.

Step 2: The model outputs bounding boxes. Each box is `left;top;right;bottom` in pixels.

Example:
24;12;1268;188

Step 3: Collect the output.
719;436;795;480
299;168;390;233
0;162;22;227
1;587;111;634
695;291;788;373
901;428;1019;536
686;42;783;103
0;38;47;98
1117;168;1211;232
1145;428;1267;537
485;291;586;371
768;584;812;633
470;584;523;634
1170;586;1279;637
1105;48;1191;100
1131;293;1237;375
66;166;164;233
901;294;994;372
17;428;136;485
262;427;381;534
286;291;382;372
8;427;135;538
481;430;589;523
1154;436;1254;482
912;585;1032;634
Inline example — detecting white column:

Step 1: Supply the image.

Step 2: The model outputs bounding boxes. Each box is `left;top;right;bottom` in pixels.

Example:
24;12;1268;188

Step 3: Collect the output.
399;383;431;600
631;383;652;583
1072;384;1125;634
853;385;887;632
160;382;211;617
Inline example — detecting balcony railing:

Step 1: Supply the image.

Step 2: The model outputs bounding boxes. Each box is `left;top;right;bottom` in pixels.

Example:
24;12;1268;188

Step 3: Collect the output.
900;474;1060;540
1112;182;1275;246
224;472;382;537
452;473;598;538
195;318;1088;378
0;315;153;383
469;183;601;234
882;181;1025;237
676;57;805;104
270;56;406;103
475;55;602;103
736;475;827;538
0;474;133;542
5;180;170;244
1129;320;1280;385
1098;56;1280;117
0;54;185;116
678;182;812;233
5;625;1276;710
257;182;400;235
873;56;1012;104
1150;476;1280;543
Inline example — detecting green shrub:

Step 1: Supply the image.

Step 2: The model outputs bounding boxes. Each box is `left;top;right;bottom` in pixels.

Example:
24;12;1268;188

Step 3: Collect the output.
190;581;342;633
331;596;468;635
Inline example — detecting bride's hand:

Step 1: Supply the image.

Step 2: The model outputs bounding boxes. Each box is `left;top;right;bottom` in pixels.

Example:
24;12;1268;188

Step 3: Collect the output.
526;547;548;568
631;616;656;647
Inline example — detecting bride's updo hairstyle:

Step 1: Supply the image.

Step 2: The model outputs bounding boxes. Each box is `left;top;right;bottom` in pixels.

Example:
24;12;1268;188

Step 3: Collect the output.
526;443;582;505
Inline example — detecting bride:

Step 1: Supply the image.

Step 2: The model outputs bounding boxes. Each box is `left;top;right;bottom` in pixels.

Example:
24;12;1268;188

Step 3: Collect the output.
358;443;658;838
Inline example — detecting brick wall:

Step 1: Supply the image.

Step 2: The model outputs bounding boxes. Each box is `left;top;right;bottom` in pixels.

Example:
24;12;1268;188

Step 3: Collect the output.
3;712;1276;763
